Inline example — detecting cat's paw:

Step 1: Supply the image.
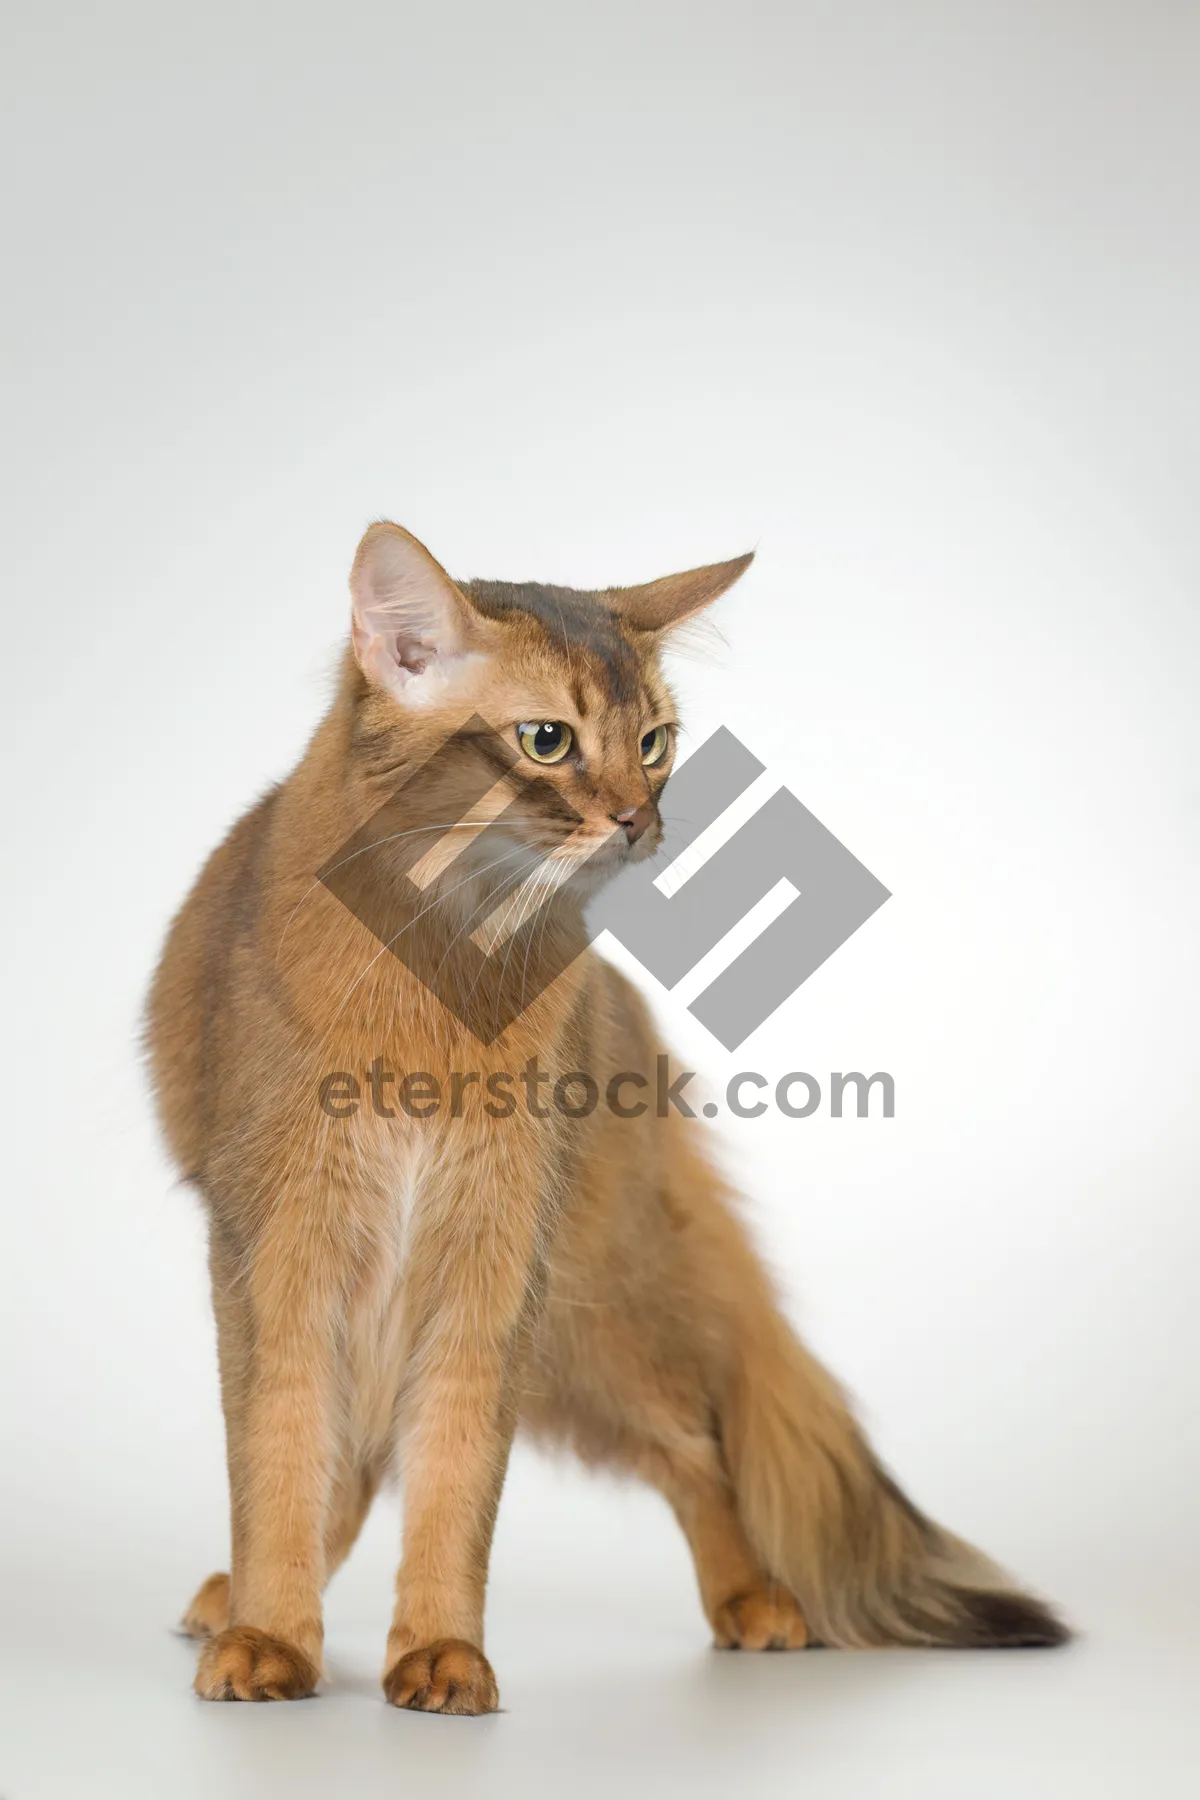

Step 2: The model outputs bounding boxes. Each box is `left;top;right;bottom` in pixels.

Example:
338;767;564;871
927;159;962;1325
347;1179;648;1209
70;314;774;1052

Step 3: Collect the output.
194;1625;319;1700
713;1585;809;1650
180;1572;230;1640
382;1638;499;1714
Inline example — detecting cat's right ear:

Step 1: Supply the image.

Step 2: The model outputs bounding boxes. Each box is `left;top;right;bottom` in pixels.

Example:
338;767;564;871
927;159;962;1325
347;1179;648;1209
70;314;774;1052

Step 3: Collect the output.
350;522;485;704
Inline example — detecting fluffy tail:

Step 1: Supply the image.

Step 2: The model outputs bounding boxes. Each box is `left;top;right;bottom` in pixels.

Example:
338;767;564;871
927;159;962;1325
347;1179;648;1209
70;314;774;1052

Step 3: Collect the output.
721;1313;1069;1649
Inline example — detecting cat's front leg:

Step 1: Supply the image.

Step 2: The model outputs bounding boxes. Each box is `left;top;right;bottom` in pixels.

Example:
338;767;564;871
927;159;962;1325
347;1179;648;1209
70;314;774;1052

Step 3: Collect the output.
193;1193;343;1702
382;1149;549;1715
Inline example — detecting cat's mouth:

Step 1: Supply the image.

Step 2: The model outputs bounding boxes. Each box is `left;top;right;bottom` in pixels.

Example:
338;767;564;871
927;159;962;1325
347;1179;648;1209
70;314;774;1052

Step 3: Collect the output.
547;823;660;870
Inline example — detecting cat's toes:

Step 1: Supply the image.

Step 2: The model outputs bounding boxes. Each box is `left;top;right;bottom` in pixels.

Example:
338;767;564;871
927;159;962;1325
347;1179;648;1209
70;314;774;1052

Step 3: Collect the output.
194;1625;319;1700
382;1638;499;1715
180;1572;230;1640
713;1585;809;1650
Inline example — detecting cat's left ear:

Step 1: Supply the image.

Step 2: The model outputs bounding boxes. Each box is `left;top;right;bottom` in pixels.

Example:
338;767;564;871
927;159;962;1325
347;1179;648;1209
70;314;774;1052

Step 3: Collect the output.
604;551;754;633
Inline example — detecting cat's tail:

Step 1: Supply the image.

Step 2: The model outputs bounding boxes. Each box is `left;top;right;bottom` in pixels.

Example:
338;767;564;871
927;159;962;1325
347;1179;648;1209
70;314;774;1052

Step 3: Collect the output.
720;1311;1069;1649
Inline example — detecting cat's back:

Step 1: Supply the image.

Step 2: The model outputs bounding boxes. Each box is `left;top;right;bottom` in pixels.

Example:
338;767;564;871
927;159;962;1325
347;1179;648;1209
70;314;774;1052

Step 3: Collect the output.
144;786;280;1179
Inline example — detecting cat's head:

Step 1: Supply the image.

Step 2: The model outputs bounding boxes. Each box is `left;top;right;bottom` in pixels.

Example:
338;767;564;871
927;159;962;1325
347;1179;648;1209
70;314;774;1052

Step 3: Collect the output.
346;521;752;892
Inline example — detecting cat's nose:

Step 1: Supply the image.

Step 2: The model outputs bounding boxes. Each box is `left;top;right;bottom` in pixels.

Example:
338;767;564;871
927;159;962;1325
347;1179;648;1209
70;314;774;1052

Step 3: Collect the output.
612;804;654;844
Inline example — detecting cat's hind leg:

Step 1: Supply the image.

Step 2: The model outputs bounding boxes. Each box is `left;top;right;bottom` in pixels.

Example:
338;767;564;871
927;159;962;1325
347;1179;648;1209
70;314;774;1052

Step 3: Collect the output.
181;1571;230;1640
638;1436;809;1650
522;1302;808;1651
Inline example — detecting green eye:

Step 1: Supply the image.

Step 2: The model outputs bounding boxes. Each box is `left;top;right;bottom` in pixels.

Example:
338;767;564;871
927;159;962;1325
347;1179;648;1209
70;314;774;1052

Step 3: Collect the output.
518;720;573;764
640;724;671;767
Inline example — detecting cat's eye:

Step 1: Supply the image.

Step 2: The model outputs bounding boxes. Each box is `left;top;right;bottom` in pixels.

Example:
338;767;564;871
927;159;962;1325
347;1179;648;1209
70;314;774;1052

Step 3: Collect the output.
640;725;671;767
518;720;573;764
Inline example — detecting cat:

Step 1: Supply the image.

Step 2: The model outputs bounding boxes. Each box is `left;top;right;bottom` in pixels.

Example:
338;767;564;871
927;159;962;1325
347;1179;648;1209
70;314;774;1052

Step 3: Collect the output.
145;521;1068;1711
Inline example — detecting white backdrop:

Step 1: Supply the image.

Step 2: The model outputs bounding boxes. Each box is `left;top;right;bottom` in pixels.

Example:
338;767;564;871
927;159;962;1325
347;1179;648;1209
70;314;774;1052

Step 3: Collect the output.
2;4;1197;1796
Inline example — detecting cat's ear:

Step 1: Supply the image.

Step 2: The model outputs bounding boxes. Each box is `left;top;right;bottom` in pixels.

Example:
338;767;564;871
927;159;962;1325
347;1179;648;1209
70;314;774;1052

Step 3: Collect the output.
350;522;487;702
605;551;754;633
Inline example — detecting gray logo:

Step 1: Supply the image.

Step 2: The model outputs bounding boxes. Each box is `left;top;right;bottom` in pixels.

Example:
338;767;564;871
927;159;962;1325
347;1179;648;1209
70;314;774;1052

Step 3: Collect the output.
318;720;890;1050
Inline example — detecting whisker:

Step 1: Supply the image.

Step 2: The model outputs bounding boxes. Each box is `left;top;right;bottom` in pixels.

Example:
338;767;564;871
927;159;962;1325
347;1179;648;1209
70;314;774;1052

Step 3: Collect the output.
275;822;487;970
491;864;553;1038
511;867;553;1019
521;861;569;1012
321;845;532;1036
427;851;544;990
458;862;545;1022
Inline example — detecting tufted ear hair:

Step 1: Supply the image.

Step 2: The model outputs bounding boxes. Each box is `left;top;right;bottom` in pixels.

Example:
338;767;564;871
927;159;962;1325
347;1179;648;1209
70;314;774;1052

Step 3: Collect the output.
603;551;754;632
349;522;489;703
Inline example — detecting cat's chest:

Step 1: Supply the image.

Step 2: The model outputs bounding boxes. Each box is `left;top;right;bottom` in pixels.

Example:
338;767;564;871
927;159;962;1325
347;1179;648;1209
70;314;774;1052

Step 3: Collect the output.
344;1142;429;1446
362;1137;428;1300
